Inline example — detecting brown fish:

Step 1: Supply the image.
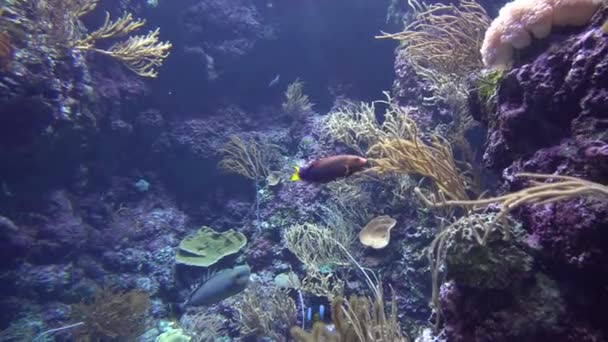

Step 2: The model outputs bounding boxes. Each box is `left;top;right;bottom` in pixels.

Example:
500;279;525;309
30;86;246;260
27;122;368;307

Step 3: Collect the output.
291;155;368;183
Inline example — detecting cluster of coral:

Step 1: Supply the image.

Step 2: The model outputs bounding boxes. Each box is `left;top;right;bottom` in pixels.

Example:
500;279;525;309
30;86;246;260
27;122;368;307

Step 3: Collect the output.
387;0;608;340
0;0;607;341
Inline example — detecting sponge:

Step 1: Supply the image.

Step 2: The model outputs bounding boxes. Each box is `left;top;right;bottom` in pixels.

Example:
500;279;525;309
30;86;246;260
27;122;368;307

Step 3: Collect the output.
481;0;603;68
553;0;603;25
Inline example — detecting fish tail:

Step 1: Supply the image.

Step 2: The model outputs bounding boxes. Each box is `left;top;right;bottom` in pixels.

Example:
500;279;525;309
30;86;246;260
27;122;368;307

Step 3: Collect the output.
291;166;301;181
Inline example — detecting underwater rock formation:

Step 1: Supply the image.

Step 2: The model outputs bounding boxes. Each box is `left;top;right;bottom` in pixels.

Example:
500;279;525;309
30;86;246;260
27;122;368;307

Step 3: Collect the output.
392;50;453;133
484;7;608;173
180;0;274;80
484;7;608;272
442;6;608;342
163;106;255;159
437;274;597;342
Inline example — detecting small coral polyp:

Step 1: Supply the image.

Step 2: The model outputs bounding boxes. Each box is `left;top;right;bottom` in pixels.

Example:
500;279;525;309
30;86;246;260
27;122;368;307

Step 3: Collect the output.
481;0;603;68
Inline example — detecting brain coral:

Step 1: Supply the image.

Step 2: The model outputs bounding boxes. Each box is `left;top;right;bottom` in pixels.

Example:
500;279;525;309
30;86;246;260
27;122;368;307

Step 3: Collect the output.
481;0;603;68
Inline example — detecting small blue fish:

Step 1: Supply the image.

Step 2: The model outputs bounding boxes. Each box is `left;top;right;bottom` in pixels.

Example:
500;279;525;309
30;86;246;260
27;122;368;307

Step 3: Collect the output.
268;74;280;87
306;304;326;323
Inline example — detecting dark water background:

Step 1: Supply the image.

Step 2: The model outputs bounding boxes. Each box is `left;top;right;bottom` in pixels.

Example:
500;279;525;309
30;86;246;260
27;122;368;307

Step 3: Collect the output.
148;0;396;114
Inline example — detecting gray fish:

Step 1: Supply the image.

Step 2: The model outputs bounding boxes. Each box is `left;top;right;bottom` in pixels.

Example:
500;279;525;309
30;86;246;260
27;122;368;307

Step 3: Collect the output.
185;265;251;307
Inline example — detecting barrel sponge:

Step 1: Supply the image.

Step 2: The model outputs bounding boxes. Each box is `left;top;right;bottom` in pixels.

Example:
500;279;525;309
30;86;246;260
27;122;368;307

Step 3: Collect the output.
481;0;602;68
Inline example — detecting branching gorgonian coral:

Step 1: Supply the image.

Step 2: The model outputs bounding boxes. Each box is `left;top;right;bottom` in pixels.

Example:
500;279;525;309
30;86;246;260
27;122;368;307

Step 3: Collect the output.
218;135;276;181
376;0;490;190
323;179;373;229
322;101;386;155
284;222;354;272
367;136;470;202
4;0;171;77
284;221;381;301
365;104;471;203
218;135;280;232
283;222;355;299
416;173;608;229
282;79;314;120
377;0;489;82
418;173;608;328
322;92;418;154
323;94;471;201
412;172;608;333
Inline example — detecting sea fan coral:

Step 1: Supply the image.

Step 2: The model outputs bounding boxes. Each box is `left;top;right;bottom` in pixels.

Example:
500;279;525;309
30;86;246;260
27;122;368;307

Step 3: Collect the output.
481;0;603;68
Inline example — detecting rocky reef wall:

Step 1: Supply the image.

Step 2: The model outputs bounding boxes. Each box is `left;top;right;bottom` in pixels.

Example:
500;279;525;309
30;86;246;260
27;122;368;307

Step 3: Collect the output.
430;5;608;342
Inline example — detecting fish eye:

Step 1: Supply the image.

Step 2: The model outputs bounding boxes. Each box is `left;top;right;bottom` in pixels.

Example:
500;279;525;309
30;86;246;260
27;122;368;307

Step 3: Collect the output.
235;270;250;282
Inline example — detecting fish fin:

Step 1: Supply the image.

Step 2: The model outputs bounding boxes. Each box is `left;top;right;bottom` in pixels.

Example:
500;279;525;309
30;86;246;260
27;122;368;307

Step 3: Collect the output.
291;166;301;181
344;165;350;176
186;268;218;303
185;281;201;305
202;268;219;283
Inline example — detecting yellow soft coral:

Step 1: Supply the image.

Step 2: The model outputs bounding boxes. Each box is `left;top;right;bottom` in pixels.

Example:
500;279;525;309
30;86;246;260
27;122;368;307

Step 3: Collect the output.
481;0;603;68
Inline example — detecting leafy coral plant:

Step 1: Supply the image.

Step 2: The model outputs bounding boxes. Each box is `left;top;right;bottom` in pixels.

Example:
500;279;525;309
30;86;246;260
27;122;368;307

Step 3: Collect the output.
377;0;490;88
324;94;471;202
4;0;171;77
283;78;315;120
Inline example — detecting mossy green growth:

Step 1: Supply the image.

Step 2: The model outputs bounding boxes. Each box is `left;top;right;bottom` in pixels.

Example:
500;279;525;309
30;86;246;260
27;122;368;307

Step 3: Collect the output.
477;69;505;113
175;226;247;267
155;327;191;342
444;213;532;290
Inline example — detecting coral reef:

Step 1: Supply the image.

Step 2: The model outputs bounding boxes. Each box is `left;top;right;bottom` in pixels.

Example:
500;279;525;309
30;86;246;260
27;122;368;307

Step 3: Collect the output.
482;6;608;274
430;5;608;342
483;6;608;172
4;0;608;341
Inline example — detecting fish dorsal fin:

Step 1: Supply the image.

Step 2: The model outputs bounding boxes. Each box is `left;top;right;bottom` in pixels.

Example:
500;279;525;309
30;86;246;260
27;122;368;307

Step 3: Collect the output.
189;268;220;292
202;268;217;283
202;267;235;283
